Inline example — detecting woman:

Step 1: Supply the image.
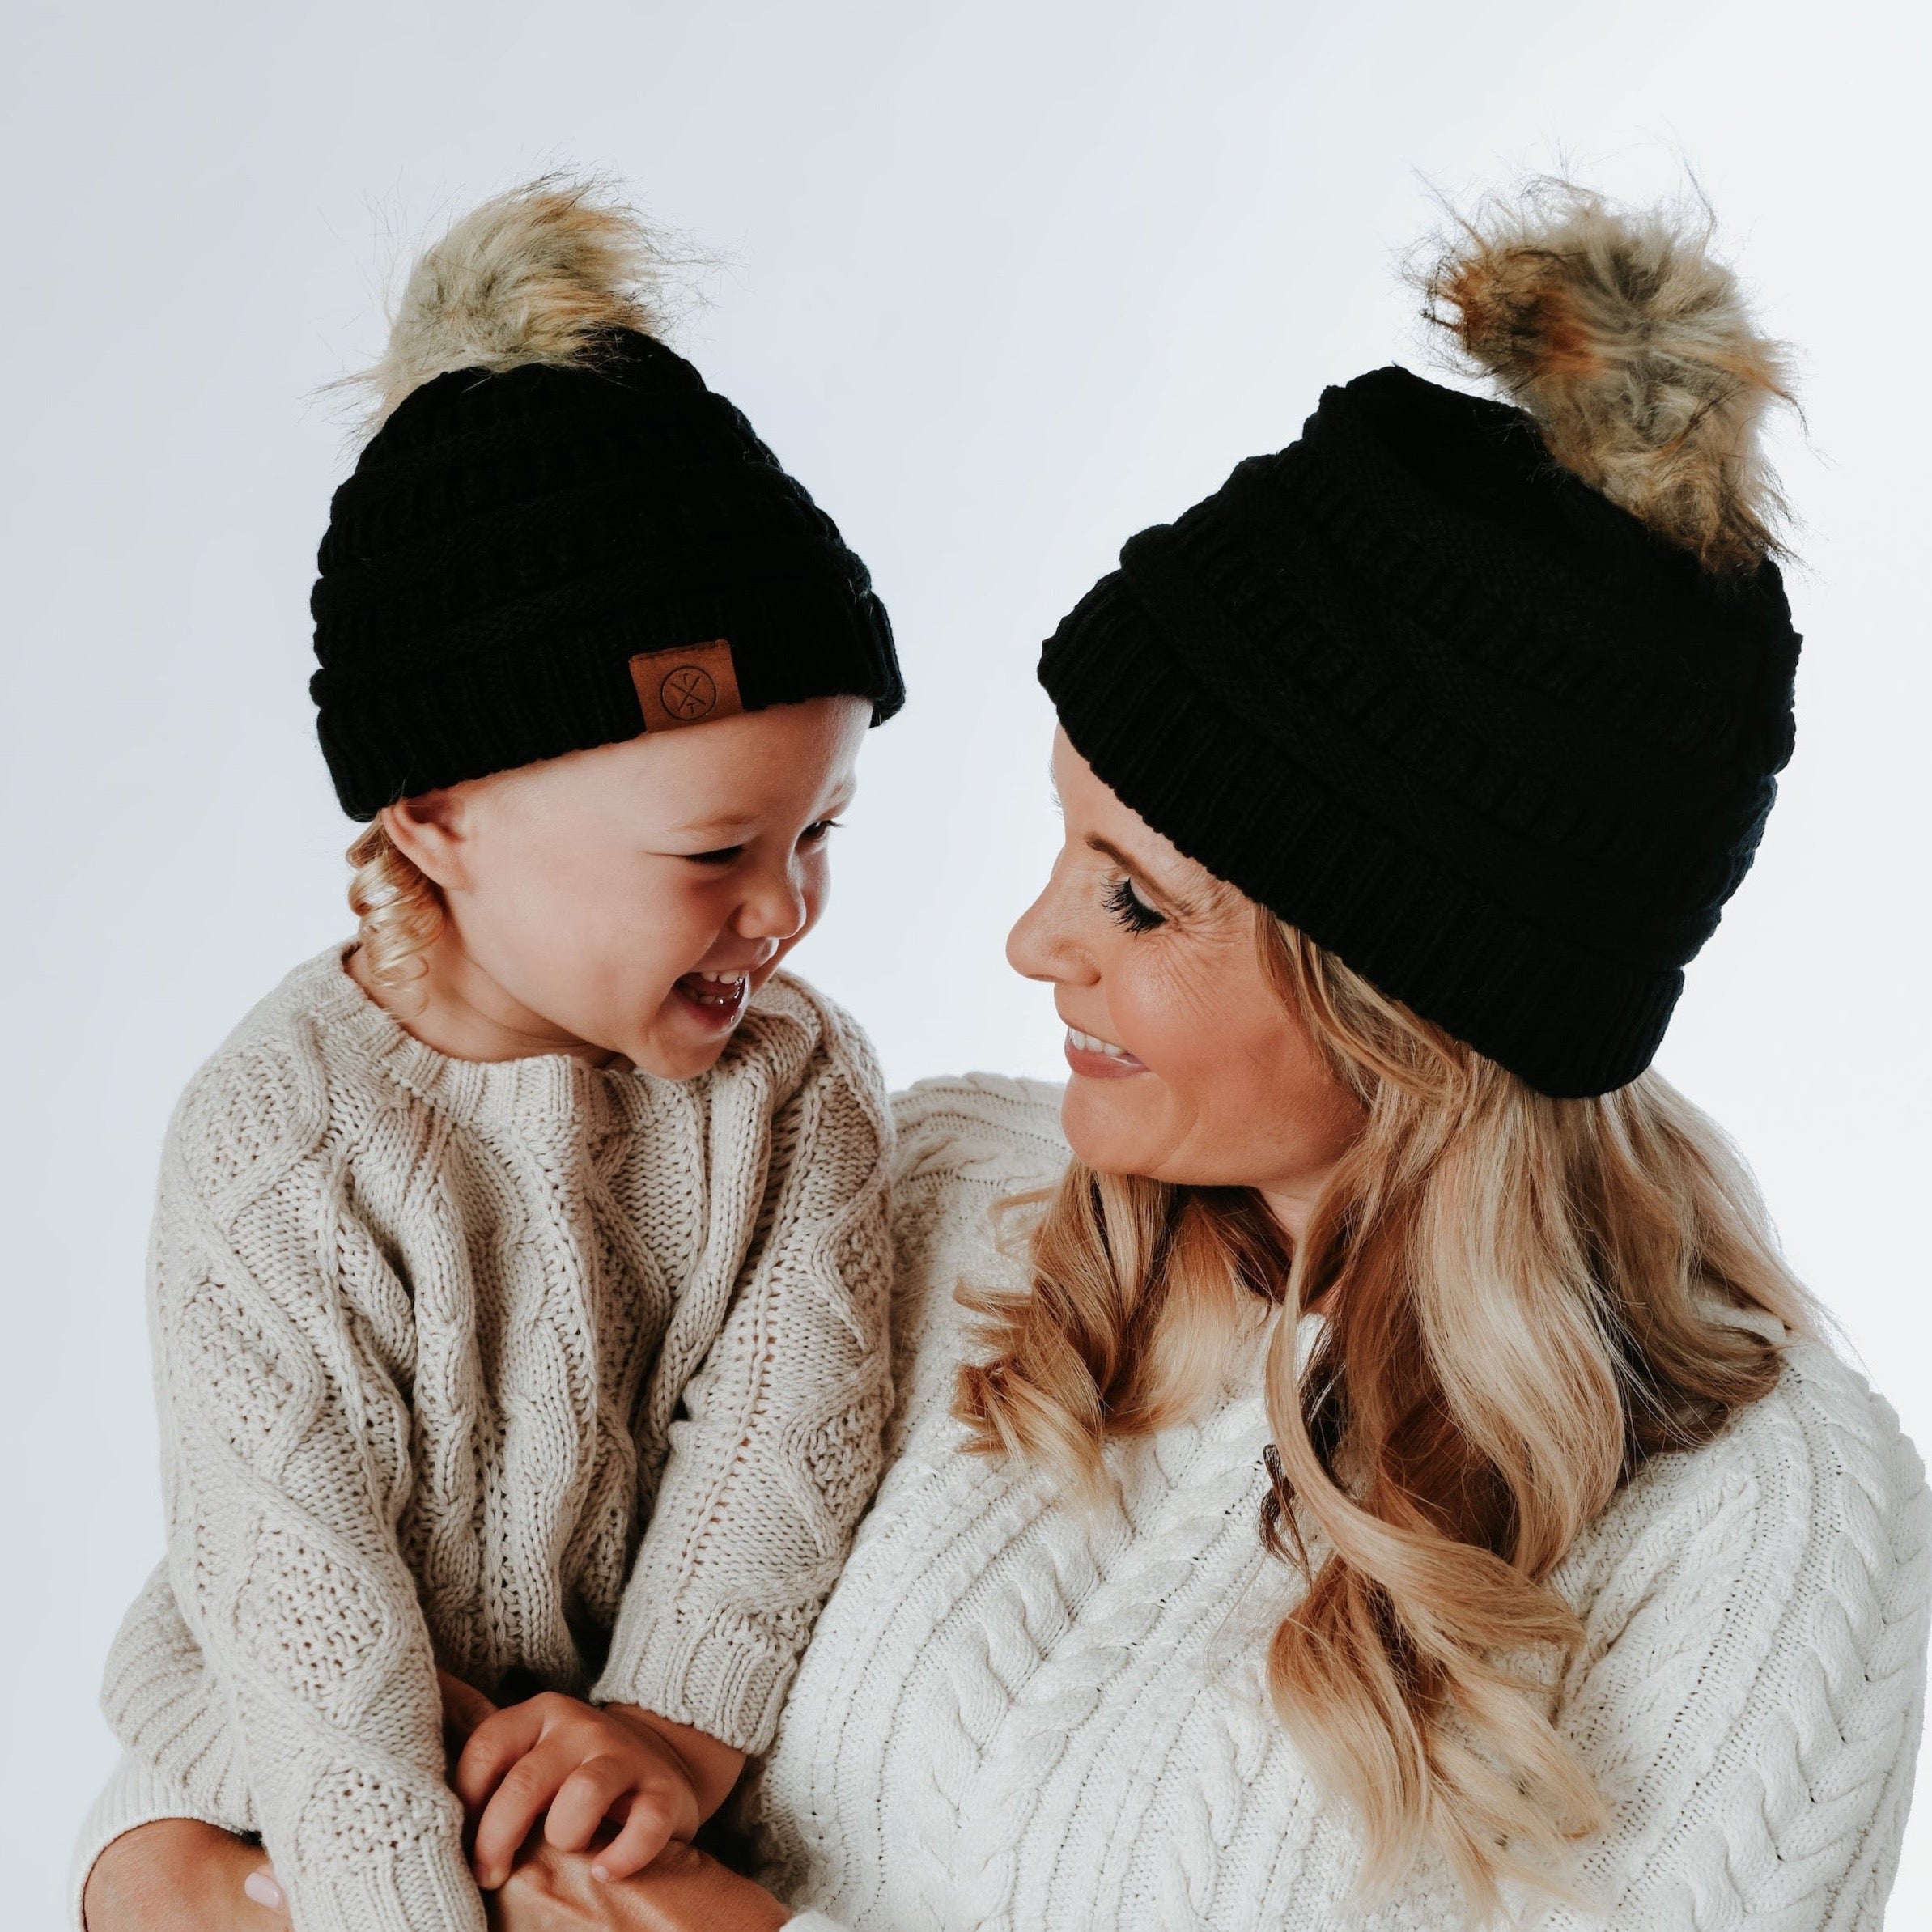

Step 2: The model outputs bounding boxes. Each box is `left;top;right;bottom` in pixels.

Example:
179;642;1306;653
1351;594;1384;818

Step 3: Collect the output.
83;184;1930;1930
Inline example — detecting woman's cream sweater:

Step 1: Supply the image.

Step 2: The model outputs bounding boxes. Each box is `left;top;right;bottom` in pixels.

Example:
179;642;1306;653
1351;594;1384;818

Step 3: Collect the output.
83;949;894;1932
79;1073;1931;1930
756;1077;1930;1930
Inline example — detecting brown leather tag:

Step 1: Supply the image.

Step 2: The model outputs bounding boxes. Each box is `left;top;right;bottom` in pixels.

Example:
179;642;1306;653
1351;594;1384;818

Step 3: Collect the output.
628;639;745;732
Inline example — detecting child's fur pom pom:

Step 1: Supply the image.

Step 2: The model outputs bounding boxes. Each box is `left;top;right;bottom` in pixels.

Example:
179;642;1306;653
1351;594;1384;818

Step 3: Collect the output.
1423;180;1794;572
354;175;672;430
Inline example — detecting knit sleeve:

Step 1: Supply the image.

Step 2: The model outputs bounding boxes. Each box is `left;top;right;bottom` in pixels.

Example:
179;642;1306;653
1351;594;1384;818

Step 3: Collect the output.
114;1046;483;1932
1535;1337;1931;1930
69;1752;253;1932
97;1559;256;1831
592;988;895;1752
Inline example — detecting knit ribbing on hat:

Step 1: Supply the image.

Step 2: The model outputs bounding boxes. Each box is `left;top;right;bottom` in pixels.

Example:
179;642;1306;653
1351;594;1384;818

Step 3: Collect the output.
1039;367;1800;1098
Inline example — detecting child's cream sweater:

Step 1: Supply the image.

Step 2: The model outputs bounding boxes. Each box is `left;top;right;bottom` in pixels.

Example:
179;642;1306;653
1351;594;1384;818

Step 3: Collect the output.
93;948;894;1932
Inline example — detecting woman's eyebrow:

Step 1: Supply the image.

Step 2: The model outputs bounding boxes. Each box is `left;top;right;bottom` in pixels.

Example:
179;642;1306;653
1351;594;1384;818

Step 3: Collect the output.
1085;834;1170;885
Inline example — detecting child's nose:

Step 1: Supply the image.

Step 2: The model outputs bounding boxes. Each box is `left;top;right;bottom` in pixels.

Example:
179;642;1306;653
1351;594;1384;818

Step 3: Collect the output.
737;866;810;943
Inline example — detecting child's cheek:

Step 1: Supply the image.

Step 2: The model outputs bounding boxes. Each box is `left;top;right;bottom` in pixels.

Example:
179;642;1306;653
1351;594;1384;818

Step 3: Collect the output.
790;855;833;949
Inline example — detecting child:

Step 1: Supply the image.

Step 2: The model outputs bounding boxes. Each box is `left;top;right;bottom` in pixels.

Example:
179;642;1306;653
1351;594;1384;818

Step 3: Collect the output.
88;178;903;1932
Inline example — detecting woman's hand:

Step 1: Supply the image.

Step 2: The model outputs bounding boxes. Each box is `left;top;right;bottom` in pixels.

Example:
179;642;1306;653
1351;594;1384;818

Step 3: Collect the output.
490;1838;790;1932
82;1819;288;1932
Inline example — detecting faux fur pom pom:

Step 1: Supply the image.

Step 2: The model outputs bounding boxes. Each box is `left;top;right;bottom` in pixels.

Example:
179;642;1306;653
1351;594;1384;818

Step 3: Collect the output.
353;176;670;430
1424;182;1794;572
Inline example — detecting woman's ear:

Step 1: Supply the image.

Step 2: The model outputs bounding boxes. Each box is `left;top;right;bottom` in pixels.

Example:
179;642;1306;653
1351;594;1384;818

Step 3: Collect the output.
380;789;469;893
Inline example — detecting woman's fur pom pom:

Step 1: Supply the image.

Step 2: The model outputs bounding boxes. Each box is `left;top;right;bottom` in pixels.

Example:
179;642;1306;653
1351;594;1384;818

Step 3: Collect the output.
353;176;673;429
1423;180;1794;572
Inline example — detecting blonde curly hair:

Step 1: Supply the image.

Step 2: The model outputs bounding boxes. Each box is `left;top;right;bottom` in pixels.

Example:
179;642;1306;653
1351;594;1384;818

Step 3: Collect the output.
346;820;443;1008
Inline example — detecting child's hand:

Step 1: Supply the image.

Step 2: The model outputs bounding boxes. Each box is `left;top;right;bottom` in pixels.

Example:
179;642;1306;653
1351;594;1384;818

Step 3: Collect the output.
455;1692;734;1889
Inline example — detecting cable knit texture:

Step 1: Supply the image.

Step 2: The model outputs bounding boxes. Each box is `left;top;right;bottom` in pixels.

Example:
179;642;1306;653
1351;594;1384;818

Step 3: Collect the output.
76;1072;1930;1930
747;1075;1931;1930
91;949;894;1932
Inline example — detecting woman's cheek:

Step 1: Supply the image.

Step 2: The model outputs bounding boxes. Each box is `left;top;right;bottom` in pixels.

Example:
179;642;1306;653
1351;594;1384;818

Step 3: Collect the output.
1111;948;1213;1076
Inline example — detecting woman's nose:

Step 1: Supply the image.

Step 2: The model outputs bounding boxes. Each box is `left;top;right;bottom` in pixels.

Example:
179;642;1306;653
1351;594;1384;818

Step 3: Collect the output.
1007;870;1086;985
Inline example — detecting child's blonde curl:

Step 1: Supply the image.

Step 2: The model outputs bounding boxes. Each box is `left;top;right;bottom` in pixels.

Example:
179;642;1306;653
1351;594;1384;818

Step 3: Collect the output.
346;820;443;1007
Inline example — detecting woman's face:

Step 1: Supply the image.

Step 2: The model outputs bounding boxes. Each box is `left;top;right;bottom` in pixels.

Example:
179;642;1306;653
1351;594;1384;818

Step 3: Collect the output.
1007;730;1365;1233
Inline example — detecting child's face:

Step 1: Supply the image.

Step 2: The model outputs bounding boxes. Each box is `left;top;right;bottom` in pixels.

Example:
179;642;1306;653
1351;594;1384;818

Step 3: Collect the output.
389;695;871;1079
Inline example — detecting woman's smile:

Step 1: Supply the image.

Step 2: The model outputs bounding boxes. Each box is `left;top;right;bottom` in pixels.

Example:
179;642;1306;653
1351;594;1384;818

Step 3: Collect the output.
1063;1024;1148;1078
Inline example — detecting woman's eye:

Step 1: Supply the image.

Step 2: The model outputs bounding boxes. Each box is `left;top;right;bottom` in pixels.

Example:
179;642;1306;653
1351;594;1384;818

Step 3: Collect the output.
1104;874;1164;932
800;817;842;845
684;845;745;867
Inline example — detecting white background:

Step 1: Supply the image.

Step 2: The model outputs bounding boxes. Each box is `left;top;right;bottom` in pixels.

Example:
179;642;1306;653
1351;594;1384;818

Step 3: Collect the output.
4;1;1928;1922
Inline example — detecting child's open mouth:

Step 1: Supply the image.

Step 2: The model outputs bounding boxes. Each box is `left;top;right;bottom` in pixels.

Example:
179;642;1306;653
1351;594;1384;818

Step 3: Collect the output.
673;970;751;1030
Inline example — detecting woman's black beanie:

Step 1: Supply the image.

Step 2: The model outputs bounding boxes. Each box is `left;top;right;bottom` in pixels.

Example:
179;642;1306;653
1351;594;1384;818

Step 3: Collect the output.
310;182;902;821
1040;192;1802;1098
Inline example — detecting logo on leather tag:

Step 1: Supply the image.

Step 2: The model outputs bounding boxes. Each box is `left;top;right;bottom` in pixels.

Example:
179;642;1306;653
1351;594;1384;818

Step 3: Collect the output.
629;639;745;732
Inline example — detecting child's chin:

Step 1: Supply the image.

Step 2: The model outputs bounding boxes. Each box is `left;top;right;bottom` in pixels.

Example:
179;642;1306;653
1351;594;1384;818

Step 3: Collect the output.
626;1017;737;1082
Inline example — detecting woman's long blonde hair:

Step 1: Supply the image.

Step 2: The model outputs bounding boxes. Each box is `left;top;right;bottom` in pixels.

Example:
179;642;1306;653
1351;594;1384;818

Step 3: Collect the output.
954;912;1810;1917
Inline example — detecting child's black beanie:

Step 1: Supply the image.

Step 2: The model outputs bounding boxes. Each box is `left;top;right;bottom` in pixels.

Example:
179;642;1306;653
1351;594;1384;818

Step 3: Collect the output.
310;328;902;821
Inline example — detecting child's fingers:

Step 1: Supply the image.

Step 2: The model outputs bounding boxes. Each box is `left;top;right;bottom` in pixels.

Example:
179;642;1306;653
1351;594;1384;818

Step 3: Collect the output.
438;1668;499;1744
472;1739;580;1888
454;1701;548;1811
541;1755;639;1853
585;1786;685;1883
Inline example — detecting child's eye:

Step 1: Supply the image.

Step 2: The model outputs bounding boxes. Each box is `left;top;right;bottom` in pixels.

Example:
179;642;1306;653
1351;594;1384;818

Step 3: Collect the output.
684;845;745;867
1105;875;1164;932
800;818;842;845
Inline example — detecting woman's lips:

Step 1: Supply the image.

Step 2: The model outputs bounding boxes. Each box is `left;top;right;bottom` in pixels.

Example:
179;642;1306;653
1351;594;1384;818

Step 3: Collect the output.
673;970;750;1031
1063;1025;1148;1080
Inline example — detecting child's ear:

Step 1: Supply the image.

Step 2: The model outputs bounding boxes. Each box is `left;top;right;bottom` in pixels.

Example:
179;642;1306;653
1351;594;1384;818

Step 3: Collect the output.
381;790;469;892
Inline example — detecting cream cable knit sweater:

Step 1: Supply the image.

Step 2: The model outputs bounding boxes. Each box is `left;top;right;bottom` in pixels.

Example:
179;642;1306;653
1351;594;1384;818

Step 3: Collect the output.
78;1074;1930;1930
87;949;894;1932
754;1077;1931;1931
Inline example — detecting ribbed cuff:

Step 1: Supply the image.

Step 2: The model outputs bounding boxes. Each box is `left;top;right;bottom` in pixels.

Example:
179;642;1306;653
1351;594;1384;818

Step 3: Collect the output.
70;1753;489;1932
100;1645;256;1829
592;1607;799;1756
70;1753;246;1931
281;1831;486;1932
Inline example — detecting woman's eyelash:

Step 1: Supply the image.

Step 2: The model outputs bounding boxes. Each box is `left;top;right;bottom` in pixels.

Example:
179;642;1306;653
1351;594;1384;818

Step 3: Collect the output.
1105;874;1164;932
801;817;842;843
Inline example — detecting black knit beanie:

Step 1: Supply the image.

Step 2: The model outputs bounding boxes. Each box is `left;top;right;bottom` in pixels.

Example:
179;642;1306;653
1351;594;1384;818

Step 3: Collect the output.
1040;192;1802;1098
311;183;902;821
